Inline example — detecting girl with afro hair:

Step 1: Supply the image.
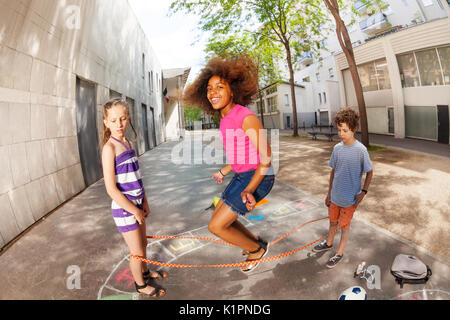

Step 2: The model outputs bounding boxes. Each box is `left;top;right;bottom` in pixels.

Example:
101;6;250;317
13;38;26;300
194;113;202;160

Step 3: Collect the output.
183;55;275;272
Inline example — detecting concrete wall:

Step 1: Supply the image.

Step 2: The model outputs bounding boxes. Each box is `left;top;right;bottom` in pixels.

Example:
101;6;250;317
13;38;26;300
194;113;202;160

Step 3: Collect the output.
0;0;165;249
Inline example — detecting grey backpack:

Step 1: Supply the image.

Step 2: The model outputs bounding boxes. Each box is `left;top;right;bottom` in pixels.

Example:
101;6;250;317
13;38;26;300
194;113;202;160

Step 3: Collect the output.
391;254;432;288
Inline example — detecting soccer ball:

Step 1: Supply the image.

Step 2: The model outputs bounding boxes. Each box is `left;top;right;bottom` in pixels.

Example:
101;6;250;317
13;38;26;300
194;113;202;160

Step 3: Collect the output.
339;286;367;300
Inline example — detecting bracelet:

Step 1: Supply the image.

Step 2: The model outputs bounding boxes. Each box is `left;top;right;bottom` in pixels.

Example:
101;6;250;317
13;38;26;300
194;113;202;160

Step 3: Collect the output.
361;189;368;194
219;169;225;177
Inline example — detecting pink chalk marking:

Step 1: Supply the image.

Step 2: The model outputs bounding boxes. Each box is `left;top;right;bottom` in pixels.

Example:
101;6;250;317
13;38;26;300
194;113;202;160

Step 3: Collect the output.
114;268;135;288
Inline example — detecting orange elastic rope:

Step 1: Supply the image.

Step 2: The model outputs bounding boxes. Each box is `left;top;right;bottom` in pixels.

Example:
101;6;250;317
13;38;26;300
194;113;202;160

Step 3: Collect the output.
130;216;333;268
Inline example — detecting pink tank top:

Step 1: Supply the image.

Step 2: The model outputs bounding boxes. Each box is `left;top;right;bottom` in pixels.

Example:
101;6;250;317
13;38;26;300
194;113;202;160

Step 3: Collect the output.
219;104;260;173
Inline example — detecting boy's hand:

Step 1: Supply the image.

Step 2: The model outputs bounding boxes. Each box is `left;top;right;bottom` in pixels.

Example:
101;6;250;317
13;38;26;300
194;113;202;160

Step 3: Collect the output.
354;192;365;208
325;194;331;207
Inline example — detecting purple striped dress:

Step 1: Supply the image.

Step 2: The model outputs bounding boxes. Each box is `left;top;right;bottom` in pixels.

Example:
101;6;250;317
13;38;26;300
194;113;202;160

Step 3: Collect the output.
110;136;145;233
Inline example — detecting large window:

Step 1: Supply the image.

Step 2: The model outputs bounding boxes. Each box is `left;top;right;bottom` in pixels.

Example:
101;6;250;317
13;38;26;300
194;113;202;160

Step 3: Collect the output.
358;58;391;92
415;49;443;86
397;53;420;87
267;96;278;112
375;59;391;90
256;100;265;114
438;46;450;85
397;46;450;88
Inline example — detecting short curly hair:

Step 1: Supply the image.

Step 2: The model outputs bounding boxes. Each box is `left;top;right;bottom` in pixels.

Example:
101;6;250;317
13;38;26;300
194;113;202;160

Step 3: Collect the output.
334;107;360;131
183;55;258;114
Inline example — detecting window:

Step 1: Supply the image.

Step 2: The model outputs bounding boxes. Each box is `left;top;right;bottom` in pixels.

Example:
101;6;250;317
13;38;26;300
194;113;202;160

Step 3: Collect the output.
316;72;320;82
256;100;265;114
397;53;420;87
358;58;391;91
437;46;450;85
323;92;327;104
374;59;391;90
329;68;334;79
284;94;289;106
149;71;154;92
415;48;443;86
358;61;378;92
142;54;145;79
402;0;408;5
267;96;278;112
318;93;322;104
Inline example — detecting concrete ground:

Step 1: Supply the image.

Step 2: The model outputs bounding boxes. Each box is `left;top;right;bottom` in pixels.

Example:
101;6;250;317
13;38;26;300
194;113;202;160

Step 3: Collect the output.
0;131;449;300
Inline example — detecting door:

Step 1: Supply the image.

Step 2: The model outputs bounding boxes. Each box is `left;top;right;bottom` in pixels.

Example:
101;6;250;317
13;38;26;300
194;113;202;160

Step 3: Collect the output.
142;104;150;152
437;105;449;144
388;107;395;134
76;78;102;187
286;116;291;129
149;107;157;149
320;111;329;126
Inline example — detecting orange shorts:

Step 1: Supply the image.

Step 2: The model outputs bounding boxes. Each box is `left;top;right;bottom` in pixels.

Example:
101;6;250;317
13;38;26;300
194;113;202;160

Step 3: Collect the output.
328;202;356;229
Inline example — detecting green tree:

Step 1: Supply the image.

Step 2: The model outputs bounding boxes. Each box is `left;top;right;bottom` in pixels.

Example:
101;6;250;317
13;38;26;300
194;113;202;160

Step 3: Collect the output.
205;32;283;127
170;0;329;137
184;105;203;129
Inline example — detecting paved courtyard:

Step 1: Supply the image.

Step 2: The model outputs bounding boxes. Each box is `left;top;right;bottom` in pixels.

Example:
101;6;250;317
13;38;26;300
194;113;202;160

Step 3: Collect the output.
0;132;449;300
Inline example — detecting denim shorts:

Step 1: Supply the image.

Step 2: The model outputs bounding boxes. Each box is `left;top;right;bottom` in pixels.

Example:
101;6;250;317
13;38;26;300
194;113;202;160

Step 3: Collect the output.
220;169;275;216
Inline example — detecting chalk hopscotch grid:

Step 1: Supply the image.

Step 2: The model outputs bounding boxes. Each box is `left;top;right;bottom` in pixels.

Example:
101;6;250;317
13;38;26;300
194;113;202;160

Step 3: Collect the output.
98;198;322;299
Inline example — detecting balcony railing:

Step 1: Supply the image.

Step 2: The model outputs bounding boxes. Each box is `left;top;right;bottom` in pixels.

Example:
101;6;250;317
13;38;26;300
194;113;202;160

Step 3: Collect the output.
354;1;368;13
298;51;313;66
359;12;389;35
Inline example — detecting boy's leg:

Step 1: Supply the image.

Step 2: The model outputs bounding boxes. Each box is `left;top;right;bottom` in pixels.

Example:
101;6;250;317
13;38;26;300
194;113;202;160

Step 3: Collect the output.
336;227;351;256
335;205;356;255
327;203;340;246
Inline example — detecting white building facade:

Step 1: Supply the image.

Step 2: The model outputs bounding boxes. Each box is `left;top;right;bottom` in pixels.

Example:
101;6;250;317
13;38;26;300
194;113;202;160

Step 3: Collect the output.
248;81;315;129
295;0;450;144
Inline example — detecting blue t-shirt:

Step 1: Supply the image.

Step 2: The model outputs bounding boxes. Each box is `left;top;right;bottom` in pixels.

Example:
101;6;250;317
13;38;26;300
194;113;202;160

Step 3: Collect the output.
329;140;372;208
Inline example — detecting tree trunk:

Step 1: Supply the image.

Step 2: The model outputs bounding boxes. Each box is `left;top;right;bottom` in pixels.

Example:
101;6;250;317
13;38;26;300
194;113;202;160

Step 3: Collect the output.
324;0;369;147
285;45;299;137
259;91;265;128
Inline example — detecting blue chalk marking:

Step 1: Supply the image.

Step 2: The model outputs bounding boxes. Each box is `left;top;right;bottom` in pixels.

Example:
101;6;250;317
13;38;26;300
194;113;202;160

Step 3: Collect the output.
249;214;264;221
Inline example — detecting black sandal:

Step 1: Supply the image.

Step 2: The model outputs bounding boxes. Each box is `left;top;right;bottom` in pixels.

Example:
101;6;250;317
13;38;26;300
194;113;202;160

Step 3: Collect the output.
143;270;168;280
241;237;268;256
134;282;166;297
241;242;268;273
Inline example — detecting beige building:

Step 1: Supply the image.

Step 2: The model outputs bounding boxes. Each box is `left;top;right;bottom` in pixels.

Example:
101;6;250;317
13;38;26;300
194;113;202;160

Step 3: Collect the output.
336;14;450;143
248;81;316;129
295;0;450;144
0;0;185;249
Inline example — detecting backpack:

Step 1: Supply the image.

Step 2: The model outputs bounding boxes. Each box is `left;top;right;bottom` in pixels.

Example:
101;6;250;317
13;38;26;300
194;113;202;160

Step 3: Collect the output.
390;254;432;288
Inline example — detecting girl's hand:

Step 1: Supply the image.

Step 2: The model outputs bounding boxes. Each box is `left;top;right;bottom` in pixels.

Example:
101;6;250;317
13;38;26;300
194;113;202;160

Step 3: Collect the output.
241;190;256;211
212;172;224;184
134;209;145;225
143;201;150;218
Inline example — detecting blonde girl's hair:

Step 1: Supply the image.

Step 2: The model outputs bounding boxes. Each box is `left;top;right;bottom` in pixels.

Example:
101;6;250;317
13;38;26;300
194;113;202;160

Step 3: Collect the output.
101;98;138;146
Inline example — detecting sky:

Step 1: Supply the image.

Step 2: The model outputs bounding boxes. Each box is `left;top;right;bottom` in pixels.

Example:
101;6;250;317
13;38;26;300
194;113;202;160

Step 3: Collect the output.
128;0;209;83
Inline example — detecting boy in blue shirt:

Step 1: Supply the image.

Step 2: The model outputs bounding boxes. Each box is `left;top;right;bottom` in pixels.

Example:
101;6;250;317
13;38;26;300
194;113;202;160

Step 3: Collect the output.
313;108;373;268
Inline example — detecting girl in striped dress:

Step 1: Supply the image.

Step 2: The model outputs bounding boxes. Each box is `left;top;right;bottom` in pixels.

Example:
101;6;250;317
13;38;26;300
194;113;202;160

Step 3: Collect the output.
101;98;167;297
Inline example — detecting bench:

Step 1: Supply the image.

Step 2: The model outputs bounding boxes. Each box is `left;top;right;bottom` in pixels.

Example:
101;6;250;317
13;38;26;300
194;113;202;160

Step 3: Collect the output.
307;125;338;142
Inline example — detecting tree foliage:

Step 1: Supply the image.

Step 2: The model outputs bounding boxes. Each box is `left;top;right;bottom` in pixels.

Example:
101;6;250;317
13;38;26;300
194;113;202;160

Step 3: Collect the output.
170;0;330;136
